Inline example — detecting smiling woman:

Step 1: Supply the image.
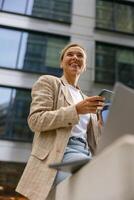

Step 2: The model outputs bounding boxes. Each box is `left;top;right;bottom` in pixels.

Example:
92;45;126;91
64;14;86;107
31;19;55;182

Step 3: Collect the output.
16;43;104;200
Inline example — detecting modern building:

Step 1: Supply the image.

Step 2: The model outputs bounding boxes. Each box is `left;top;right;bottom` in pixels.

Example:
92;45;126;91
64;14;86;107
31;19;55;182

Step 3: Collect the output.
0;0;134;199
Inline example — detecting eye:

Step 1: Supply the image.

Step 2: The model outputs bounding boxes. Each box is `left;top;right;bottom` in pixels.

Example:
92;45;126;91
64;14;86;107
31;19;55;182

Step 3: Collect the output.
77;53;83;58
67;52;73;57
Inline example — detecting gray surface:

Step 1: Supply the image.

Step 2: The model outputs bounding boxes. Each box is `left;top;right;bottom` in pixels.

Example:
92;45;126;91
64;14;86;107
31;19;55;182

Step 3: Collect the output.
97;82;134;154
55;135;134;200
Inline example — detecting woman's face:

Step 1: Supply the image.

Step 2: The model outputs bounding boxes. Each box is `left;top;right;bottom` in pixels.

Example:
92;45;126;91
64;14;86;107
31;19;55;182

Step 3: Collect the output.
61;46;86;78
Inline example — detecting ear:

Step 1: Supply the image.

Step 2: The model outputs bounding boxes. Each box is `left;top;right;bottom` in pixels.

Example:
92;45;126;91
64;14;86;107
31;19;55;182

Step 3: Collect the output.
82;64;86;72
80;67;86;75
84;60;87;71
83;66;86;72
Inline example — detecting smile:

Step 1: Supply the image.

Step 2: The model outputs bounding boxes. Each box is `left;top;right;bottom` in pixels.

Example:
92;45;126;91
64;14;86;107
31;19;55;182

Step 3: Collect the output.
70;63;80;68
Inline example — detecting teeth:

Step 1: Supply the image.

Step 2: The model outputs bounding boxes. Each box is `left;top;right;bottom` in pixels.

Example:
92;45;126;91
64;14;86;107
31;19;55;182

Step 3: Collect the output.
71;63;78;67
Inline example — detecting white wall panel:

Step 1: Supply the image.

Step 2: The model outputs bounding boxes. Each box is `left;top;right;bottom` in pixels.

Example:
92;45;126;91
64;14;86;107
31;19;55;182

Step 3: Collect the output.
95;32;134;47
0;140;31;163
71;0;96;94
0;69;39;88
0;12;70;36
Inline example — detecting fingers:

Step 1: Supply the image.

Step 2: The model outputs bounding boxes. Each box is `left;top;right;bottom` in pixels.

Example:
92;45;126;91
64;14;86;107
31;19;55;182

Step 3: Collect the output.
86;96;105;102
85;97;105;107
76;96;105;115
85;100;104;107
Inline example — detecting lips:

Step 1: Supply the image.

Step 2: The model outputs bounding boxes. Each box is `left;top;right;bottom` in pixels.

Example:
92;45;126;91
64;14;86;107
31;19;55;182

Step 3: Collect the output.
70;63;80;68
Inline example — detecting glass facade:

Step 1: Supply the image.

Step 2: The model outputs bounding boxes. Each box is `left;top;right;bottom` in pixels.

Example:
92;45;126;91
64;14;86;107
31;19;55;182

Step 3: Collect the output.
95;42;134;88
0;86;33;142
0;27;69;75
96;0;134;34
0;0;72;23
0;161;26;199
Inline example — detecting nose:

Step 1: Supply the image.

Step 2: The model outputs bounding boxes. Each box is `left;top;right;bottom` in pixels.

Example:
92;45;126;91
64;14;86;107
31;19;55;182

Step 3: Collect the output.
72;54;78;60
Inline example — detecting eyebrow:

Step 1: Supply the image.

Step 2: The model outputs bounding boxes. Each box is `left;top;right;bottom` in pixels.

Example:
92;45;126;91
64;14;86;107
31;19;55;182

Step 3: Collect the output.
66;51;84;55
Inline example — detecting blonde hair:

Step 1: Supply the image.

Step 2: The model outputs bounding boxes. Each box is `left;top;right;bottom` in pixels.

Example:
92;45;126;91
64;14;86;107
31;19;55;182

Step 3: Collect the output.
60;43;86;62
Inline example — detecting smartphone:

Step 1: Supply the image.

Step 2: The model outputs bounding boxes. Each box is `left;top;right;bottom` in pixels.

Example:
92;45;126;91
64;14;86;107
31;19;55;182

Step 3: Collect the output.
98;89;113;125
99;89;114;104
100;104;109;125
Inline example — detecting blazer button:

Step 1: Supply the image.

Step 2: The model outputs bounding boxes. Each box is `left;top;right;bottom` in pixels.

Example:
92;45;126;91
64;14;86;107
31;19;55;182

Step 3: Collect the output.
68;122;72;126
56;149;61;153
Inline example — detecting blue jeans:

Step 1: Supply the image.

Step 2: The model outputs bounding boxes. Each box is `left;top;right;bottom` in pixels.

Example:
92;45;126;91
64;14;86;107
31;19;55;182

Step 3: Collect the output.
54;137;92;185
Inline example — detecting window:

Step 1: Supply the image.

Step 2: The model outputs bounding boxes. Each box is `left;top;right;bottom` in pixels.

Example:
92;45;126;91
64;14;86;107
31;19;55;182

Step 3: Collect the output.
0;27;69;75
0;0;30;14
96;0;134;34
0;0;72;23
0;161;26;199
95;42;134;88
0;86;33;142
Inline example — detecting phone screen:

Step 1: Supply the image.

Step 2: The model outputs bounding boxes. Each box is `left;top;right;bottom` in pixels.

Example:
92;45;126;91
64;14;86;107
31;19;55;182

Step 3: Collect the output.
99;89;113;104
98;89;113;125
101;104;109;125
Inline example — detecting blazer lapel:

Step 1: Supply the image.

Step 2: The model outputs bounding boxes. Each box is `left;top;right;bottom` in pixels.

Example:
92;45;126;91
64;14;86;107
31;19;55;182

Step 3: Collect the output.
60;76;74;105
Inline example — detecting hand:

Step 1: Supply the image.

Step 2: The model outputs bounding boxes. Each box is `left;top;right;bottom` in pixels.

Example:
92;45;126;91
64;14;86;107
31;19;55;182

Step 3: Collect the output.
76;96;104;115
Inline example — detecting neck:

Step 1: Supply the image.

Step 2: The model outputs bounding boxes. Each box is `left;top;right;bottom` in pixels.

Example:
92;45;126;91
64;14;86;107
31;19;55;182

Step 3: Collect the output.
64;74;79;87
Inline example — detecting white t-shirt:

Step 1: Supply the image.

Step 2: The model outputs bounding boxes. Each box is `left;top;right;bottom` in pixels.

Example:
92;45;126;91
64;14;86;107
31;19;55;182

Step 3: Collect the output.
67;84;90;140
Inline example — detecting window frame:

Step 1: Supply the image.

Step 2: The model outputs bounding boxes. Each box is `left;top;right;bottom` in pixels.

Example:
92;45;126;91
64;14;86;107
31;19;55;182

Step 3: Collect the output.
95;0;134;36
95;41;134;88
0;0;72;24
0;84;33;143
0;25;69;76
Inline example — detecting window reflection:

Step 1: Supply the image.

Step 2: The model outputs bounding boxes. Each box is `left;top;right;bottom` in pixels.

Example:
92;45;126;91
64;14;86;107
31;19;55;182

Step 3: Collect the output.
0;27;69;75
0;0;2;8
26;0;34;15
96;0;134;34
2;0;28;13
31;0;72;23
0;29;22;68
0;86;32;142
0;0;71;23
46;37;68;68
95;43;134;88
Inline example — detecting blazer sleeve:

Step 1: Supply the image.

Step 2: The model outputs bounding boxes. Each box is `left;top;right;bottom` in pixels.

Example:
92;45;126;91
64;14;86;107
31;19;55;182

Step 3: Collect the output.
28;76;79;133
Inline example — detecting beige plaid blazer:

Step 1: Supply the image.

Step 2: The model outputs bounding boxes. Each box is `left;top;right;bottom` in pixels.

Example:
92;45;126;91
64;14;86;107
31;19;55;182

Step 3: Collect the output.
16;75;101;200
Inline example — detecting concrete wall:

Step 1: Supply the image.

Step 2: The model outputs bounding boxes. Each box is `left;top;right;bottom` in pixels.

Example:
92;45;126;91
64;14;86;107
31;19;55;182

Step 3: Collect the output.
70;0;96;94
55;135;134;200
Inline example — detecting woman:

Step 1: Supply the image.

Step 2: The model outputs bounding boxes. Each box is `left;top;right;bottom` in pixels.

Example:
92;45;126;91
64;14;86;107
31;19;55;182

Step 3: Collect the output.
16;43;104;200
